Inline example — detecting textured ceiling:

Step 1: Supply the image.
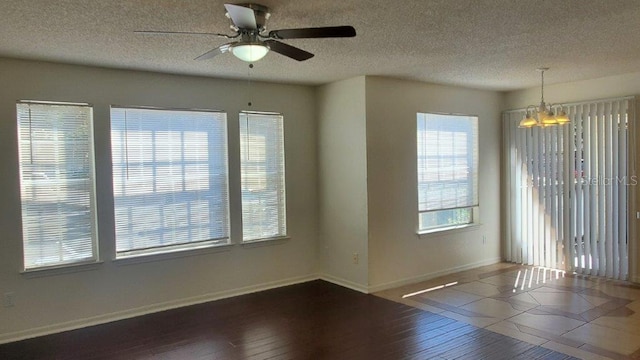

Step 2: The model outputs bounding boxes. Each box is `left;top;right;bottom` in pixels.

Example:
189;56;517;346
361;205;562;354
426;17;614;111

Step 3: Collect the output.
1;0;640;90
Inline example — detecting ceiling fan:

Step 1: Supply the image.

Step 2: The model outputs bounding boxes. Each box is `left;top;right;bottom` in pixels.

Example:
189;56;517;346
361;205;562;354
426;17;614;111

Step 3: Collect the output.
136;3;356;62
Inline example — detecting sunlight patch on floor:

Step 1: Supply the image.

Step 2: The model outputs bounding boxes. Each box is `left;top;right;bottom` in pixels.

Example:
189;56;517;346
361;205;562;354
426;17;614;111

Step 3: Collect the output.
402;281;458;298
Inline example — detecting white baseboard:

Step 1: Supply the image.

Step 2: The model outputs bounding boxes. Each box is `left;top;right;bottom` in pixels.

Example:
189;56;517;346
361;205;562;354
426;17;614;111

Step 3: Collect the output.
0;258;508;344
319;273;369;294
367;257;502;293
0;274;319;345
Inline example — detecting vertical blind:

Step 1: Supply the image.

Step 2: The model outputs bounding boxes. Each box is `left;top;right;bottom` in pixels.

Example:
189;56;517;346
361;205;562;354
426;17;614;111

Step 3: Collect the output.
417;113;479;230
503;97;633;280
239;112;286;241
17;101;97;269
111;107;229;256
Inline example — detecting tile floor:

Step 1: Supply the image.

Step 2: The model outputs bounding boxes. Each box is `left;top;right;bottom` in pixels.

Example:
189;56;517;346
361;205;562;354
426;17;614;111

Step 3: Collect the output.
375;263;640;360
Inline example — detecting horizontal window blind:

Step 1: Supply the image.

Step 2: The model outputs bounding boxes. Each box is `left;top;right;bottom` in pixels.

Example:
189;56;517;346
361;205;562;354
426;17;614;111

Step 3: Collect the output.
239;112;286;241
17;101;97;269
417;113;479;231
111;107;229;256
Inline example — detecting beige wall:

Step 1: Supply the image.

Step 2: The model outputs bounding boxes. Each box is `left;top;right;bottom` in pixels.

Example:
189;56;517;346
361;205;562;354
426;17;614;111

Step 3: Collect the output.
504;72;640;110
364;77;503;291
317;77;369;291
7;57;635;342
504;72;640;283
0;58;319;342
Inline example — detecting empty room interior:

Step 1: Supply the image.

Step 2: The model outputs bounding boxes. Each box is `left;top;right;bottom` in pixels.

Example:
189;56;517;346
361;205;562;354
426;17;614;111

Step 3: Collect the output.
1;1;640;359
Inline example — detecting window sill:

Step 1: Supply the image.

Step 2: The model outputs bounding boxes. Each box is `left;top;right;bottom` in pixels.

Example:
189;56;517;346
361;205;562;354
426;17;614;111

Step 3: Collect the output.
21;260;103;278
241;236;290;248
417;223;483;238
114;243;234;266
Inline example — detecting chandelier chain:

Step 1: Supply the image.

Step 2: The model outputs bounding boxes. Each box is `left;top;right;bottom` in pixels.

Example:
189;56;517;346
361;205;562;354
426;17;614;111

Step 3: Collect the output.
540;70;545;103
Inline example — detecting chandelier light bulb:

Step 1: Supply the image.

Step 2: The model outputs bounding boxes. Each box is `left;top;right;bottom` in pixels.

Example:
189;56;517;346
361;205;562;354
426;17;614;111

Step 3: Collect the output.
555;109;570;124
519;112;538;128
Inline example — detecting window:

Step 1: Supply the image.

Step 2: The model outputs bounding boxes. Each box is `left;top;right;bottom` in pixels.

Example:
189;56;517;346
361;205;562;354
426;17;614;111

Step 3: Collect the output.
110;107;229;257
17;101;97;269
417;113;478;232
239;112;286;241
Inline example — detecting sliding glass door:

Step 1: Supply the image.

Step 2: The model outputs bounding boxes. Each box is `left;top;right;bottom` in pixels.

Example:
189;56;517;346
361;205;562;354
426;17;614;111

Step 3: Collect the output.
503;97;635;280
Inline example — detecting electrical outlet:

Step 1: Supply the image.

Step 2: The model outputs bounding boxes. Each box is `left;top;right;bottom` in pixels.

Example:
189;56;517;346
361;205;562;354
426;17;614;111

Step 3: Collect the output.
352;253;359;265
3;292;15;308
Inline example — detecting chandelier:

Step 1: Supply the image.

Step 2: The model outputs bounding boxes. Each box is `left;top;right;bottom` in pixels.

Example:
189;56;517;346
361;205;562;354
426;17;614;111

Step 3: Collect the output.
519;68;570;128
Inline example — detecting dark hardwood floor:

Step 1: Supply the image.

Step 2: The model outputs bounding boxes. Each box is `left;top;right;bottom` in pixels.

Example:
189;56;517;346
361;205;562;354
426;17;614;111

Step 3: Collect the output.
0;280;579;360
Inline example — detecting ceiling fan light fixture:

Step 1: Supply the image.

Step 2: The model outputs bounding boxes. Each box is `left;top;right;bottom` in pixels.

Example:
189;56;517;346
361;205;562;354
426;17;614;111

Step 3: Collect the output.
231;42;269;62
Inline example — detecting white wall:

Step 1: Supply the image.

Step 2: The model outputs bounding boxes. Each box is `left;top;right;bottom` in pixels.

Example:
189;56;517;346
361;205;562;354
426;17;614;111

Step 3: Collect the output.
317;77;369;291
0;58;318;342
364;77;503;291
504;72;640;283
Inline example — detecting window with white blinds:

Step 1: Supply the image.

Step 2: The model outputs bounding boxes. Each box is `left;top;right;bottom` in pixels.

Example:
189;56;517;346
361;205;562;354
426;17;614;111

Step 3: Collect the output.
17;101;97;269
417;113;479;232
239;112;286;241
110;107;229;257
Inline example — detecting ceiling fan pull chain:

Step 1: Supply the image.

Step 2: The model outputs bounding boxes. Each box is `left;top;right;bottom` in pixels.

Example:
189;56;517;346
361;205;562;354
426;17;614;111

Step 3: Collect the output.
247;63;253;107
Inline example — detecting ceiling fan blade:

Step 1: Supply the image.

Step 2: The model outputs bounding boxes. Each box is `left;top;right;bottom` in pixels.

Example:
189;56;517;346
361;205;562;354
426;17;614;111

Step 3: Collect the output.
268;26;356;39
264;40;314;61
135;30;232;38
194;43;234;60
224;4;257;29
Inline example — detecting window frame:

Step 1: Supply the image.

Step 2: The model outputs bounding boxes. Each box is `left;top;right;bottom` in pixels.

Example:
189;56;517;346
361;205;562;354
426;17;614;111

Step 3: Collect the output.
109;105;231;258
416;111;480;234
16;100;99;271
239;111;288;242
